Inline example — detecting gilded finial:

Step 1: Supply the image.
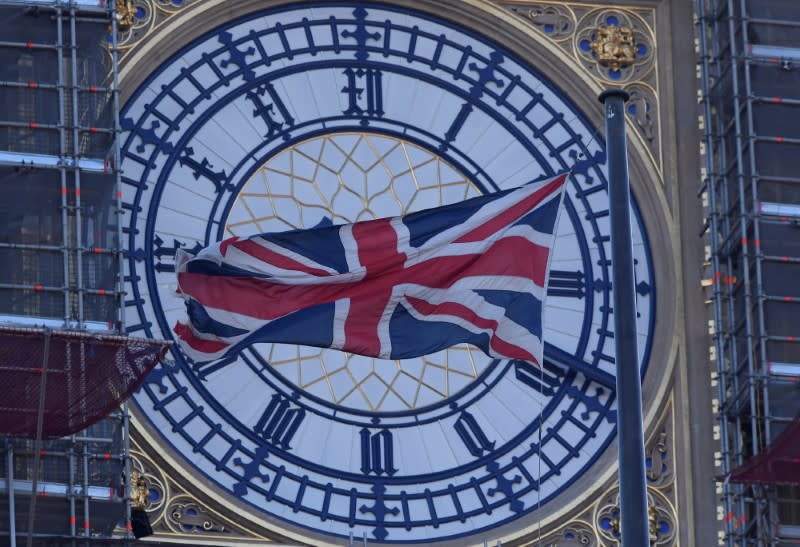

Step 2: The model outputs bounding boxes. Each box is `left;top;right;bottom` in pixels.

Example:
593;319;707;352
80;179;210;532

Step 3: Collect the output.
590;25;636;72
648;504;659;543
130;469;149;511
116;0;136;31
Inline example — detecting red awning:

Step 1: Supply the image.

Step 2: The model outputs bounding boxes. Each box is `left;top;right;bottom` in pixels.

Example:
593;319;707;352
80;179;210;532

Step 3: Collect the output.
0;325;169;439
725;415;800;486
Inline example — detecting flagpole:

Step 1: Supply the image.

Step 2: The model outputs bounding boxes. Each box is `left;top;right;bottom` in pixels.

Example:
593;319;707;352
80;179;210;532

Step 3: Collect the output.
598;88;649;545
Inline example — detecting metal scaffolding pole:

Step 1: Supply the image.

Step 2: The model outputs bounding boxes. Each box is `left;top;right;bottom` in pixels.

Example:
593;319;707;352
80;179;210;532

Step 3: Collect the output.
0;1;133;544
7;444;17;547
698;0;800;544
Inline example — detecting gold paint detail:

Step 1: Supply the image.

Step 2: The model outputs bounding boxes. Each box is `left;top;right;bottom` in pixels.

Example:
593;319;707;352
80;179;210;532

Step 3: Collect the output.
501;2;662;174
227;133;487;412
116;0;136;31
114;0;197;65
594;487;677;546
649;504;660;543
590;25;636;72
130;469;150;510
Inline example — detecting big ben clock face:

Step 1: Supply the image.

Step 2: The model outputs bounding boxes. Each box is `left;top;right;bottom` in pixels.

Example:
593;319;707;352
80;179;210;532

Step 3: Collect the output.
121;2;656;543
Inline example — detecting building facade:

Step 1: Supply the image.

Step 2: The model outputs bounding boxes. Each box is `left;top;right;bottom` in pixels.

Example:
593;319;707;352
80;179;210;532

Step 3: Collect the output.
1;0;797;545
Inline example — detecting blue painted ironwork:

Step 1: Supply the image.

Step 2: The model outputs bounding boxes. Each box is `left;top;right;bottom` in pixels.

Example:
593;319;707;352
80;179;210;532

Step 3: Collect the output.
117;4;658;542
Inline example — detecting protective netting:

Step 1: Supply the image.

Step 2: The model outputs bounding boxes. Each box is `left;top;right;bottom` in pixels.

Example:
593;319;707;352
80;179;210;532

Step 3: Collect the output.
0;326;169;439
725;415;800;486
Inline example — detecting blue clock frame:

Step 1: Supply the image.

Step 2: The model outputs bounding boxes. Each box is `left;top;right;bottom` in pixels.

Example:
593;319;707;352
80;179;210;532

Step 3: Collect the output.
121;2;657;543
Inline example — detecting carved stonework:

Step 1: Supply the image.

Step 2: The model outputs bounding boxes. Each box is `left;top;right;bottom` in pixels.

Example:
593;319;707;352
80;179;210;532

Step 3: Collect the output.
166;497;228;535
574;9;654;84
501;2;662;172
645;425;673;489
518;4;577;42
594;488;677;546
625;83;658;145
129;450;169;517
556;521;598;546
114;0;197;65
518;402;678;546
126;441;276;543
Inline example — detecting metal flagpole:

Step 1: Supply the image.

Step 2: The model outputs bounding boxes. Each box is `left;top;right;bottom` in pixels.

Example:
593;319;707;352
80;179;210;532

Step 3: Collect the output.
598;89;649;545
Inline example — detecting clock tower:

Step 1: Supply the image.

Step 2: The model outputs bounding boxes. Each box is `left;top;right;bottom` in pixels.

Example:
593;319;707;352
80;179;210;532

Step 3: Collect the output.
115;1;712;545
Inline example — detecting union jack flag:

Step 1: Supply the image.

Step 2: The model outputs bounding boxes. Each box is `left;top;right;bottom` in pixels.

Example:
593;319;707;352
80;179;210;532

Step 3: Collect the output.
173;173;567;366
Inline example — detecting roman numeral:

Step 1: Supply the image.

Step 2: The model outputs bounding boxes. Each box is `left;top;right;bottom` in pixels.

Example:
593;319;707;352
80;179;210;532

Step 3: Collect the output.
547;269;585;299
254;393;305;450
360;428;397;476
149;236;203;274
245;82;295;140
514;359;565;396
454;411;495;457
441;50;504;151
178;146;229;194
341;67;384;121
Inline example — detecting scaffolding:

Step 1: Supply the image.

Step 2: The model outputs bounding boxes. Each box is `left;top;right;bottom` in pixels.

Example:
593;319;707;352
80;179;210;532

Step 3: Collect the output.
0;1;140;545
697;0;800;545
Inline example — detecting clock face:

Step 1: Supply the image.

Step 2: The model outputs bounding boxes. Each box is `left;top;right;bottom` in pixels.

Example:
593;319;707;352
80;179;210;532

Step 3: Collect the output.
121;2;656;543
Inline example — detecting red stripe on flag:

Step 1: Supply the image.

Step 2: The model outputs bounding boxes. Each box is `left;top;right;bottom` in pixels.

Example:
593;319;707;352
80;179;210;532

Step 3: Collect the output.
219;236;240;256
450;236;549;286
173;322;229;353
344;218;402;356
178;236;549;322
178;232;549;319
231;239;333;277
455;174;566;244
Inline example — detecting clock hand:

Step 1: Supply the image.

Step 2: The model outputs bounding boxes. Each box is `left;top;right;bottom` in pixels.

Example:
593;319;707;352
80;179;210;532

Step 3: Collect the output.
544;343;617;390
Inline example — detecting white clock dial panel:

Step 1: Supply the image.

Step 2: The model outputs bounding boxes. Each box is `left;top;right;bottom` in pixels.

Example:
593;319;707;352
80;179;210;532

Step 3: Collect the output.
121;3;656;543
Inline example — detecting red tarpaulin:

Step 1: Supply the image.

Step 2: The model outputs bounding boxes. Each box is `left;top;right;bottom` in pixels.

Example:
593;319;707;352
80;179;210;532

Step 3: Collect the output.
725;415;800;486
0;326;169;439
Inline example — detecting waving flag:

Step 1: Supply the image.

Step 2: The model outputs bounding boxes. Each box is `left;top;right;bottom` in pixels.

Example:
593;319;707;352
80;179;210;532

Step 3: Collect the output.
174;173;567;366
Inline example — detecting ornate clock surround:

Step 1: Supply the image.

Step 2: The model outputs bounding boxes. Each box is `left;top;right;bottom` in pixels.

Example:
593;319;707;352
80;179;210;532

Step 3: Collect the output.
118;0;679;544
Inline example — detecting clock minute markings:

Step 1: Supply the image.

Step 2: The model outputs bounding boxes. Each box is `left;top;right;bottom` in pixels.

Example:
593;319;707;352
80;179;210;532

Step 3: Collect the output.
129;237;201;277
217;30;256;81
359;484;400;541
341;7;380;62
547;269;586;299
514;359;564;396
120;117;175;164
338;8;385;126
149;236;203;274
543;343;616;390
440;50;505;153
